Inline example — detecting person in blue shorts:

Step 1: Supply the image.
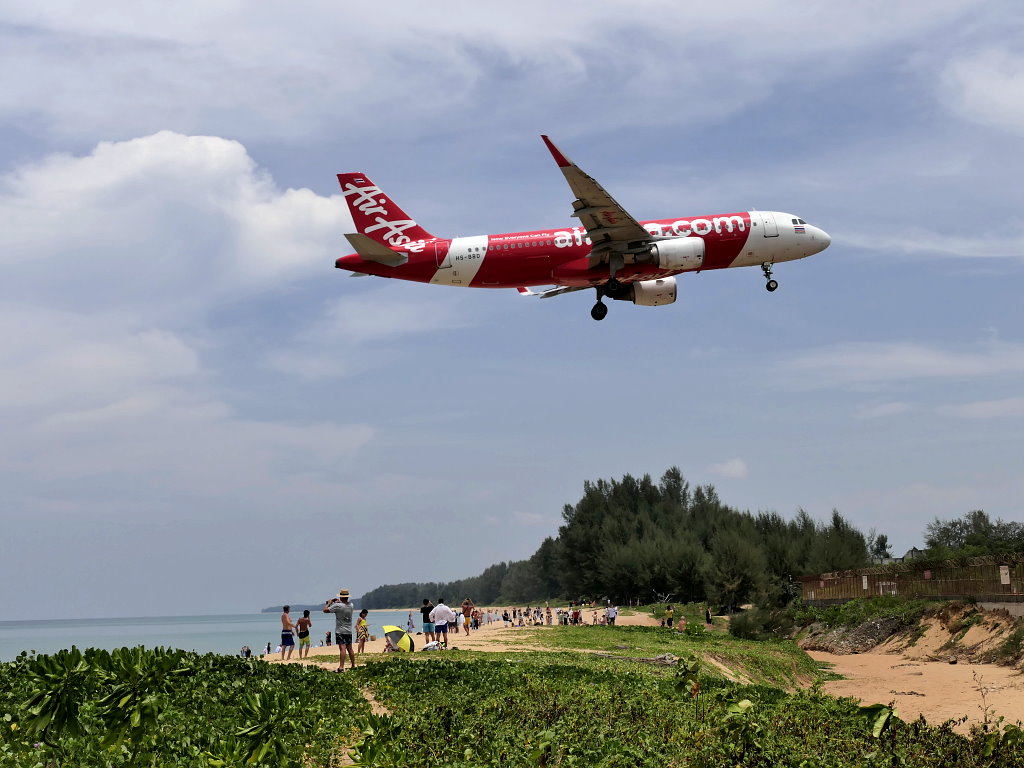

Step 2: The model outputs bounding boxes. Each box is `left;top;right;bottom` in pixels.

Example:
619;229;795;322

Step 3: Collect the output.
280;605;296;660
429;598;456;648
420;598;436;644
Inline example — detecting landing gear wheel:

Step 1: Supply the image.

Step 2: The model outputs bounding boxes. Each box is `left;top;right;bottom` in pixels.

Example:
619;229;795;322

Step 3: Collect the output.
606;277;622;293
591;302;608;321
766;279;778;292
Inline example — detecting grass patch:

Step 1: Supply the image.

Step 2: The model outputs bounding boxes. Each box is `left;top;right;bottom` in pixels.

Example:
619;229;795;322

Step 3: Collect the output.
511;624;821;688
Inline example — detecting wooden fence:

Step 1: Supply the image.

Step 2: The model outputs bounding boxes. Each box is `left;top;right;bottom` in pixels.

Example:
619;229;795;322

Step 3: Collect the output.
800;555;1024;603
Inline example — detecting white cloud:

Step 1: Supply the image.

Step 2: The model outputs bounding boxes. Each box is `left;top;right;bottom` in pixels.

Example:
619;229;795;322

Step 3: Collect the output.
779;340;1024;389
841;229;1024;261
938;396;1024;419
0;3;985;145
0;302;375;498
0;134;380;522
940;48;1024;135
0;305;199;413
0;131;349;319
318;292;470;345
708;458;748;480
856;402;915;420
264;287;476;380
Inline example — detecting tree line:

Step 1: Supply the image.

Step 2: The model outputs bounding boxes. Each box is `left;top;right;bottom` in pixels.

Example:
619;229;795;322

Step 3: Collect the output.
361;468;872;610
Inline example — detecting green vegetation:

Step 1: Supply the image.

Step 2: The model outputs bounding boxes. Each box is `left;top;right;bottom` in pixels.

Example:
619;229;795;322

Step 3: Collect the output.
728;606;796;641
926;509;1024;559
948;608;985;640
793;595;936;630
344;652;1024;767
991;624;1024;663
0;646;364;767
5;631;1024;767
363;468;870;610
508;623;823;688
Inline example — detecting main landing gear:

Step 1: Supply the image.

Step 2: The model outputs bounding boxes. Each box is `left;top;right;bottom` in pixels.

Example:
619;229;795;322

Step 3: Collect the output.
762;262;779;292
605;254;624;295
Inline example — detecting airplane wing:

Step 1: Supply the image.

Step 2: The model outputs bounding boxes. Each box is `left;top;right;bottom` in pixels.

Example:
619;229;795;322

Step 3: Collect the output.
540;135;654;266
517;285;591;299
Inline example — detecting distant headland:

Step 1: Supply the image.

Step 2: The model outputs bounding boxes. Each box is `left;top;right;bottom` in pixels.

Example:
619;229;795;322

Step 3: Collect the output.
260;599;361;614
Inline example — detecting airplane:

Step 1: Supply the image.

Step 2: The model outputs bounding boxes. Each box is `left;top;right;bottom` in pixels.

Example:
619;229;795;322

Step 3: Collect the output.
334;136;831;320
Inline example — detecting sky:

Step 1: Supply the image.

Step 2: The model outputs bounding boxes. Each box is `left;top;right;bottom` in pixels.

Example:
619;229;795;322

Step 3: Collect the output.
2;2;1023;620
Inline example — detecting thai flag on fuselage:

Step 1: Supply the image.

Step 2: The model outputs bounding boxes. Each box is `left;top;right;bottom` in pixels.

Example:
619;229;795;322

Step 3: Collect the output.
794;225;806;233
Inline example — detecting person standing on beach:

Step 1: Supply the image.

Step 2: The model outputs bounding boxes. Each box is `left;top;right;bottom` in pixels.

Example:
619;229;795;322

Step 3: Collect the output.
606;604;618;626
665;605;674;629
430;598;456;648
280;606;296;660
420;599;436;644
461;598;474;636
324;589;356;671
356;609;369;654
296;610;313;659
407;611;416;634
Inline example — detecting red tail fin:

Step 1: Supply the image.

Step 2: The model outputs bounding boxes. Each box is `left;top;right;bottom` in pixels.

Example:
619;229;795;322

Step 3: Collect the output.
336;173;435;247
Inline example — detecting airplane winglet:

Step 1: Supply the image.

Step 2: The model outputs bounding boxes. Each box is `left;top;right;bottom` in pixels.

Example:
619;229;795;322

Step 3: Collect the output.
516;286;536;296
540;135;571;168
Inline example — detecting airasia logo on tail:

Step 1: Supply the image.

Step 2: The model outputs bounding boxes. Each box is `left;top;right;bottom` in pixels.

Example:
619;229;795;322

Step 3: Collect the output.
340;178;419;247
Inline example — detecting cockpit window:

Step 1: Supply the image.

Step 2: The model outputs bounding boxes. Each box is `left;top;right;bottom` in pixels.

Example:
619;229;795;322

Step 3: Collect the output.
798;219;806;225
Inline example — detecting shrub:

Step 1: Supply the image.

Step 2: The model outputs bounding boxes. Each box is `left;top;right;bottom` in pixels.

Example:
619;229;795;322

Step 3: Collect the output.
729;607;795;640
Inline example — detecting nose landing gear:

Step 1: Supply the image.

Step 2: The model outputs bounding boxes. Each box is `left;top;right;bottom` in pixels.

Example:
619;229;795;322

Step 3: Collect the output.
762;262;779;292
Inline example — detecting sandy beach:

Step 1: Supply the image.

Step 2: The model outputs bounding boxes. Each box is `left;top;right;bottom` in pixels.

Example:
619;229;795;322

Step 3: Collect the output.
808;650;1024;730
265;607;660;665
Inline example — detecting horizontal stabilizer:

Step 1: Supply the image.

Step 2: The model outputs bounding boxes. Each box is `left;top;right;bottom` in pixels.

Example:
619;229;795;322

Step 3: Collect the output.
344;233;408;267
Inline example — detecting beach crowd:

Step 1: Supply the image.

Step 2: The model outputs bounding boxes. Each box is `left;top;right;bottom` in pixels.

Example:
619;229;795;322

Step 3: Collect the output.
263;594;704;669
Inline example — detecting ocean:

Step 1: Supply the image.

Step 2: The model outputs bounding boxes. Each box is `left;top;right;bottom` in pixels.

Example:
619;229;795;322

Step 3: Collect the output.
0;610;420;662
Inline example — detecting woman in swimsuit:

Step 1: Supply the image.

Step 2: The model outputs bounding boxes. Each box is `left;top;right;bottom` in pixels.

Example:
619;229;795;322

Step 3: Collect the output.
356;609;369;654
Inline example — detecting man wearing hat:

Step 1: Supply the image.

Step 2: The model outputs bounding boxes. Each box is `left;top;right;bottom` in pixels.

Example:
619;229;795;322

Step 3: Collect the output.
323;588;356;671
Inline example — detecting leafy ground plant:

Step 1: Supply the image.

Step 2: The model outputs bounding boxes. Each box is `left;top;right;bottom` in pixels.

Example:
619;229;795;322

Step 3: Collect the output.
0;647;365;767
346;653;1024;767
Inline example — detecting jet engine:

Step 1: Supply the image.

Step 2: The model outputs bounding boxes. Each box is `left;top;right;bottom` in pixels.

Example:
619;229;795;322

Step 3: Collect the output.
647;237;704;270
609;276;677;306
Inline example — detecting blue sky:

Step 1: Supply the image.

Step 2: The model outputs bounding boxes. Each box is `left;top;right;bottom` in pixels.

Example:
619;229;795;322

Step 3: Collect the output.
2;2;1023;619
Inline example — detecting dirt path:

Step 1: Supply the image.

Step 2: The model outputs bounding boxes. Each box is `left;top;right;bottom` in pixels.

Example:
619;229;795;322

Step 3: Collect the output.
809;650;1024;730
